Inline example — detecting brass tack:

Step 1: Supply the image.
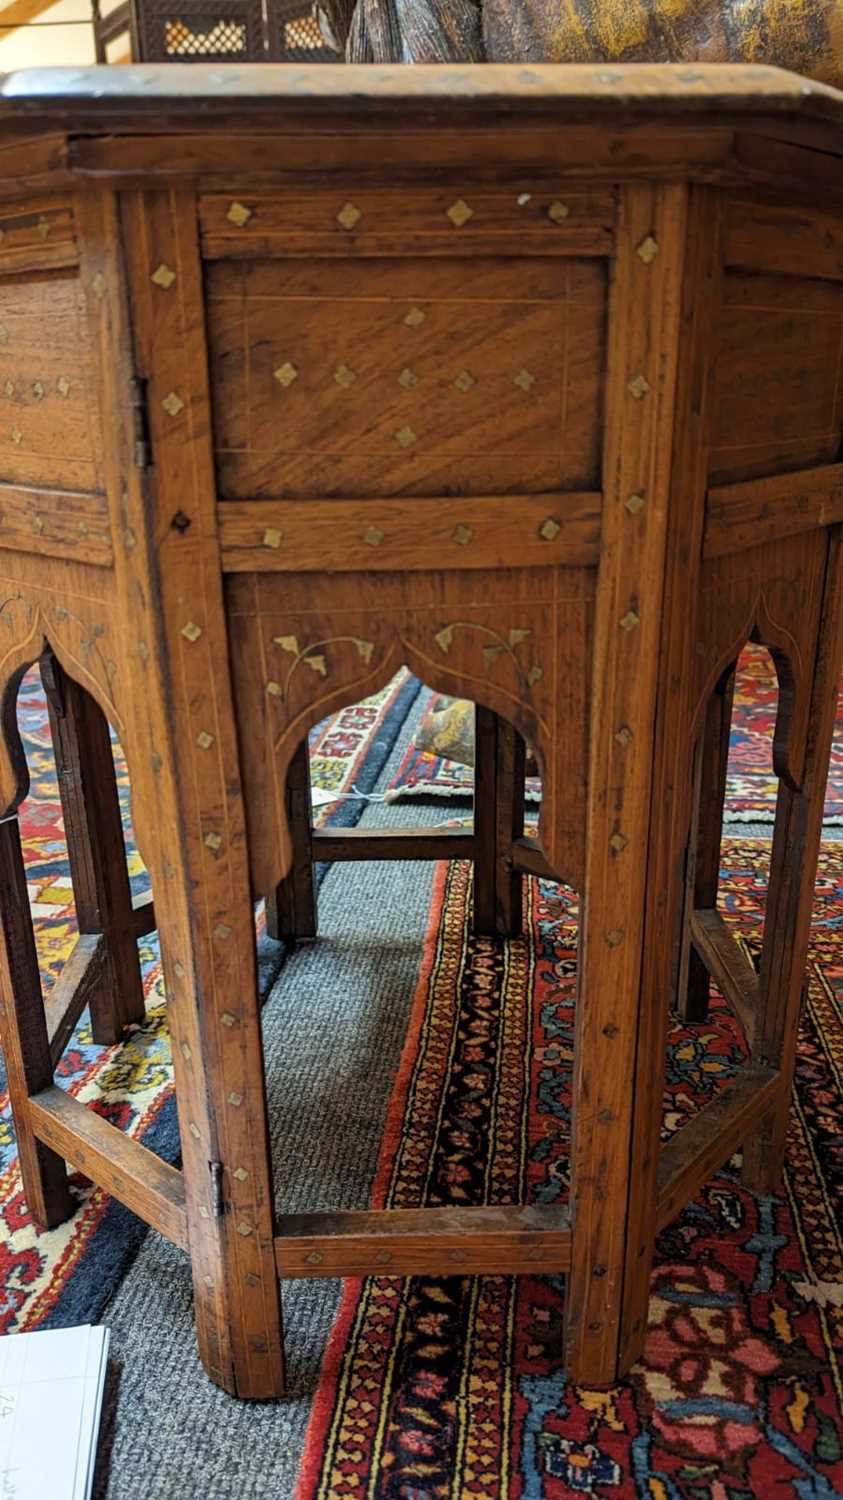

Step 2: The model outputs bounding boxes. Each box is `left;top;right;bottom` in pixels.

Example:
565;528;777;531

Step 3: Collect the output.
449;1249;467;1263
263;527;283;549
228;1091;243;1107
196;731;214;750
513;369;536;392
394;425;417;448
619;610;640;632
10;426;22;445
625;493;645;515
527;665;543;686
334;363;357;387
180;1041;192;1061
598;1108;614;1123
203;1275;214;1288
226;201;252;227
92;273;107;299
609;832;629;854
123;527;137;551
233;1167;249;1182
173;961;185;978
204;831;222;853
636;235;659;264
4;380;13;397
363;526;384;547
162;391;185;417
453;370;475;393
452;524;473;546
220;1011;238;1027
446;198;473;227
305;1250;323;1264
246;1273;260;1287
33;514;44;533
214;922;232;940
266;680;282;697
198;1205;210;1219
236;1221;254;1237
605;929;624;948
151;262;176;289
614;725;633;746
31;381;44;401
56;376;71;398
137;641;149;663
37;216;50;240
539;518;560;542
548;200;570;223
189;1121;201;1139
398;368;418;389
0;324;8;343
403;306;425;328
336;201;361;231
627;374;650;400
181;621;202;642
273;361;298;388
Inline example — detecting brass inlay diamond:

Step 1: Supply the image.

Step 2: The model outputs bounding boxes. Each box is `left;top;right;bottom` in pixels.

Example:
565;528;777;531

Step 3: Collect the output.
173;961;185;978
189;1121;201;1139
619;610;640;632
214;923;232;940
527;665;543;686
614;725;633;747
403;307;425;328
334;363;357;387
394;425;417;448
10;426;21;445
513;369;536;392
263;527;283;549
226;200;252;227
610;832;629;854
398;368;418;389
0;325;8;344
162;391;185;417
337;201;361;231
196;731;214;750
3;381;13;398
181;621;202;642
236;1221;254;1236
92;273;106;299
539;518;560;541
364;526;384;547
305;1250;323;1264
31;381;44;401
37;216;50;240
548;200;570;223
180;1041;192;1061
625;493;645;515
606;929;625;947
452;524;473;546
233;1167;249;1182
228;1091;243;1107
636;235;659;264
273;361;298;388
447;198;473;227
627;374;650;400
221;1011;238;1027
266;680;282;696
151;262;177;288
56;376;70;398
204;831;222;852
453;370;475;393
33;515;44;533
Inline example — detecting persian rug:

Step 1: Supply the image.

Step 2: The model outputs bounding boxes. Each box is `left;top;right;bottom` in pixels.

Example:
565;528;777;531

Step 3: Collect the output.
297;849;843;1500
389;645;843;829
0;665;420;1332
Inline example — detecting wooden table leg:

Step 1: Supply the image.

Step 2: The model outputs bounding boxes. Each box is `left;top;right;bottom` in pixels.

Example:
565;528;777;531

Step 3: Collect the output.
473;706;525;938
742;530;843;1193
41;648;145;1044
677;665;736;1022
266;737;317;944
0;814;74;1226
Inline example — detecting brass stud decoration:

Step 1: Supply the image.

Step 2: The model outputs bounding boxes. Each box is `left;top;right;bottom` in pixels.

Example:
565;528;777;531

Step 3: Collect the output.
610;832;629;854
266;680;282;697
204;831;222;853
0;325;8;344
394;425;417;448
151;262;177;289
92;273;106;299
196;731;214;750
539;518;560;542
453;370;476;393
180;1041;192;1061
10;426;21;445
514;369;536;392
398;368;418;389
619;610;640;632
548;200;570;223
31;381;44;401
606;929;625;948
37;216;50;240
214;922;232;940
161;391;185;417
404;307;425;328
189;1121;201;1139
228;1091;243;1107
3;381;13;398
337;202;361;231
446;198;473;227
220;1011;238;1027
181;621;202;642
334;363;357;387
625;493;645;515
233;1167;249;1182
226;201;252;227
452;524;473;546
56;376;70;398
236;1222;254;1237
363;526;384;547
263;527;283;549
627;374;651;401
636;235;659;263
273;361;298;388
614;725;634;747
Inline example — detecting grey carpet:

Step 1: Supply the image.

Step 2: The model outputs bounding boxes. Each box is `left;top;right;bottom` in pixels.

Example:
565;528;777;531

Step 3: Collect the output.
93;698;463;1500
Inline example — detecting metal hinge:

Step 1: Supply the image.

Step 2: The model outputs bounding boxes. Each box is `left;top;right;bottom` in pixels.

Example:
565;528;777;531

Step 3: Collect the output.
209;1161;225;1219
128;375;151;469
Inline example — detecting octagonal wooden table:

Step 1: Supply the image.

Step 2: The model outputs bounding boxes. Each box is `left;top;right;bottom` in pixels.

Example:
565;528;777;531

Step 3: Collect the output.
0;62;842;1398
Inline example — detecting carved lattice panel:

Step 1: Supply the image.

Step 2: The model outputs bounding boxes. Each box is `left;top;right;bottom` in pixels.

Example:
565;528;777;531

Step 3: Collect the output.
206;255;607;499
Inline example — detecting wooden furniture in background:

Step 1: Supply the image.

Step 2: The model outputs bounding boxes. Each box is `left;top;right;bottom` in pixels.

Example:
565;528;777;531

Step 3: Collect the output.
0;64;842;1397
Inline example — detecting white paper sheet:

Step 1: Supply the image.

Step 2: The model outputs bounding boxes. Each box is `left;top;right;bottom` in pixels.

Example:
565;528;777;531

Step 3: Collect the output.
0;1324;110;1500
